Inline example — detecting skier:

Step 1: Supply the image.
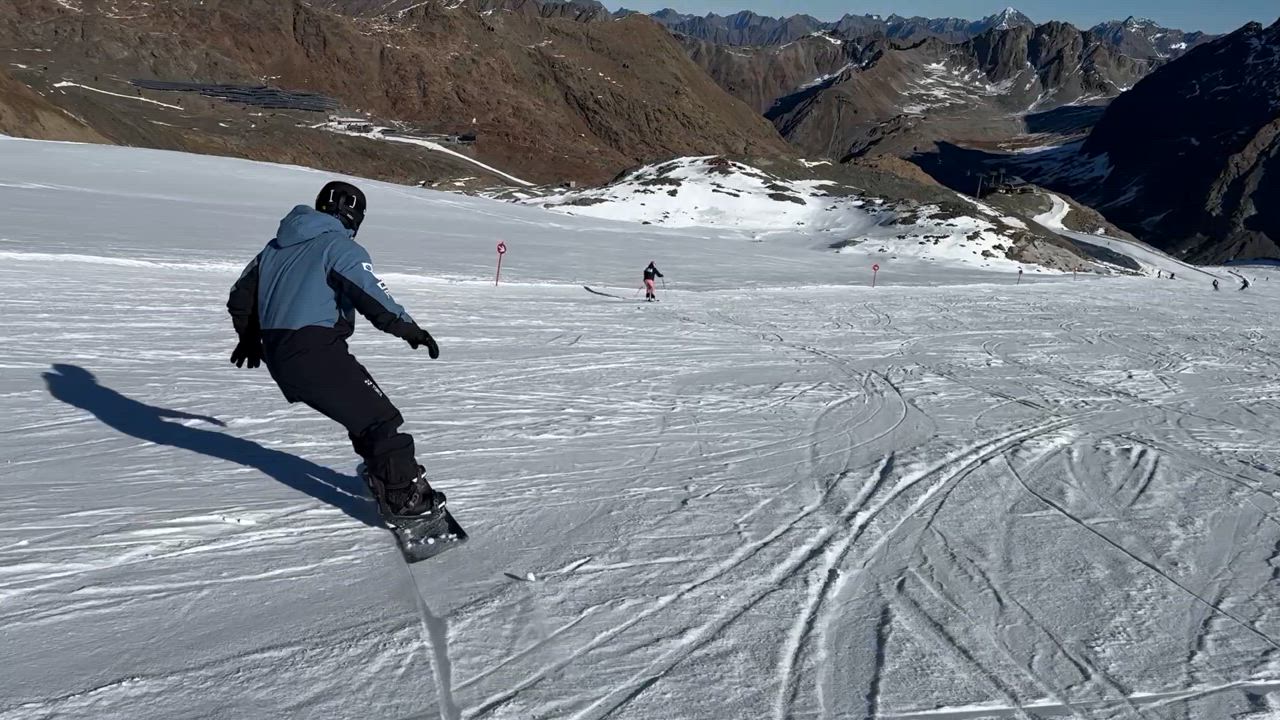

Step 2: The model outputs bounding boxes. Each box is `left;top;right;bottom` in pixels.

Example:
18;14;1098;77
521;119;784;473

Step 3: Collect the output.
226;181;445;520
1241;277;1251;290
643;261;664;302
1213;279;1220;291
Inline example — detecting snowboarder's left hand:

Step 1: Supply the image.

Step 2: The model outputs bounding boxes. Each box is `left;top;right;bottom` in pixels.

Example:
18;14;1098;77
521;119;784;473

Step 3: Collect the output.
406;327;439;359
230;338;264;369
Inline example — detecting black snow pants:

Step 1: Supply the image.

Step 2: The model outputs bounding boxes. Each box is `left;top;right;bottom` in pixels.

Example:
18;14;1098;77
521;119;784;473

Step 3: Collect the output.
265;328;419;490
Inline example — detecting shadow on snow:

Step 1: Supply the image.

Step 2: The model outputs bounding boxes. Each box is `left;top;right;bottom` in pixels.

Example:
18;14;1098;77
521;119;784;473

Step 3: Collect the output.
42;363;380;528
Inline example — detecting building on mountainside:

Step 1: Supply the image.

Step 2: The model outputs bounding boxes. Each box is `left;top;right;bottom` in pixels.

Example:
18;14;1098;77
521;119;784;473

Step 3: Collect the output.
975;170;1035;197
994;175;1034;195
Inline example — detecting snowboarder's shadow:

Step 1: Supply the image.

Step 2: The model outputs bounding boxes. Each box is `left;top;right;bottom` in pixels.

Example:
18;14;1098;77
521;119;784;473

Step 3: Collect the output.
42;364;380;528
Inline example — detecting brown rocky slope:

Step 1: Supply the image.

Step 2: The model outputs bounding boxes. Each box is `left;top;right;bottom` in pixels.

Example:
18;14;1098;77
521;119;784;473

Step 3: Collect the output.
0;67;107;143
1075;20;1280;261
0;0;789;185
695;22;1156;162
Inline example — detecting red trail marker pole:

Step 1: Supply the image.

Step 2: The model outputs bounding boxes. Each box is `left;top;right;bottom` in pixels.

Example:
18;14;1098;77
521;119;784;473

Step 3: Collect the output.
872;263;880;288
495;241;507;286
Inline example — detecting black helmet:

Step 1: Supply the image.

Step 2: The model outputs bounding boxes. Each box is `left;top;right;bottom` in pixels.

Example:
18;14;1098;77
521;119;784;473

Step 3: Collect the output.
315;181;367;236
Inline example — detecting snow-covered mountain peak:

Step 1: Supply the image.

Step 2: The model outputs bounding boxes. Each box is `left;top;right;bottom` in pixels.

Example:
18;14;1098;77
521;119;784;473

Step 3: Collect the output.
982;6;1033;30
1123;16;1158;28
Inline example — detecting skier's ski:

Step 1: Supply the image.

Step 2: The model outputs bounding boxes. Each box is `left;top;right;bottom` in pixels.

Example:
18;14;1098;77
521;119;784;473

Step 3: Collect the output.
583;285;626;299
584;286;647;301
360;467;468;563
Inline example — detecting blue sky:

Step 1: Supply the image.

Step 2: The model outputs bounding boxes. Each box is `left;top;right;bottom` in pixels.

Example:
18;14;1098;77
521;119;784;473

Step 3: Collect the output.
617;1;1278;34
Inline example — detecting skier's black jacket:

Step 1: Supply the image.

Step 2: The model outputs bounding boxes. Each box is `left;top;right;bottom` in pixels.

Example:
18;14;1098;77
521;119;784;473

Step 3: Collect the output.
643;264;664;282
227;205;424;391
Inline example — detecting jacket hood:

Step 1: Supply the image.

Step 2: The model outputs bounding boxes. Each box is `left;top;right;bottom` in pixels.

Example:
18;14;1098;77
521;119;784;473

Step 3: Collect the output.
273;205;352;248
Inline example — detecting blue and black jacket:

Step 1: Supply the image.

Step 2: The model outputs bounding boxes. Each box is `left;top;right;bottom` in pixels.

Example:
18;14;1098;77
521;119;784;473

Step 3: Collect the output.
227;206;422;370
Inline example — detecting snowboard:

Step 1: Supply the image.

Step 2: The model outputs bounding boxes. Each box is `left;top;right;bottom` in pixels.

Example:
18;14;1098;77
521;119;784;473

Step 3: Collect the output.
359;467;468;563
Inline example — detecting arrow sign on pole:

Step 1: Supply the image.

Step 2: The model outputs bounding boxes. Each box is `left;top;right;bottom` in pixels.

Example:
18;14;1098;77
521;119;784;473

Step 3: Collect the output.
495;241;507;286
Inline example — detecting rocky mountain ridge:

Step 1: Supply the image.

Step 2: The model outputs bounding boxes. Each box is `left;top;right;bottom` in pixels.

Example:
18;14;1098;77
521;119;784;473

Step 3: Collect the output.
643;7;1037;46
1088;16;1212;60
645;5;1212;57
685;20;1156;161
1075;19;1280;261
909;19;1280;264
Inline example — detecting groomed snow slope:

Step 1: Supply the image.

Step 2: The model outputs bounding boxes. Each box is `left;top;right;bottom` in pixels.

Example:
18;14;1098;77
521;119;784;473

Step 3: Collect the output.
3;137;1280;720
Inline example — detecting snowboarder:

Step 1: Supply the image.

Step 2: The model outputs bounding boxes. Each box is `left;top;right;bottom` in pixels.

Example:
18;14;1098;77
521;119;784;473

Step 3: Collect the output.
1213;279;1220;291
226;181;445;521
1169;272;1176;280
643;261;664;302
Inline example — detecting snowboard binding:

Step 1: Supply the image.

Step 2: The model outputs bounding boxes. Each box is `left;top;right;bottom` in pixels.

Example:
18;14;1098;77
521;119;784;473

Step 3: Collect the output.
358;464;468;563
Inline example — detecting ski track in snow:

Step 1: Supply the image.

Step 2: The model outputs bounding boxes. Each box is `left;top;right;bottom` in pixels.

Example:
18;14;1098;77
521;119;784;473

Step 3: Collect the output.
52;81;185;110
2;137;1280;719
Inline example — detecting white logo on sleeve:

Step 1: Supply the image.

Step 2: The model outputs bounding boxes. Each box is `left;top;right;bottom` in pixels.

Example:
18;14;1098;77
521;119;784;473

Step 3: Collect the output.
361;262;395;300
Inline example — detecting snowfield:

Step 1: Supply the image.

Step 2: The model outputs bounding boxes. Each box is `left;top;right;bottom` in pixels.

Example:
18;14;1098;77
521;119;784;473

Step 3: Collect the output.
528;156;891;232
2;137;1279;720
529;156;1069;275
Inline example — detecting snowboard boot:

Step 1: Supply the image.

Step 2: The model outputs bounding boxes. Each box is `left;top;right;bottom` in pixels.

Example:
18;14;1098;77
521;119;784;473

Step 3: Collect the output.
383;465;447;519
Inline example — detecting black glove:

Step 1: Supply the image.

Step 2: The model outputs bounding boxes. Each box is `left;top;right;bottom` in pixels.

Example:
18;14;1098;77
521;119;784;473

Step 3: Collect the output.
406;327;439;359
230;337;264;369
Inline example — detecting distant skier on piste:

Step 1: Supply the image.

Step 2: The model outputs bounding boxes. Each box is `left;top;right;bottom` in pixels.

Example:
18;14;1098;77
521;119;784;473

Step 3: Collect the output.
643;261;664;302
225;181;447;525
1241;277;1251;290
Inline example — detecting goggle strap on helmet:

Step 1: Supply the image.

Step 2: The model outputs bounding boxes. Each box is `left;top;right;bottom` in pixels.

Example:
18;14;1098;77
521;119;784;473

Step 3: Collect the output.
316;181;367;235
